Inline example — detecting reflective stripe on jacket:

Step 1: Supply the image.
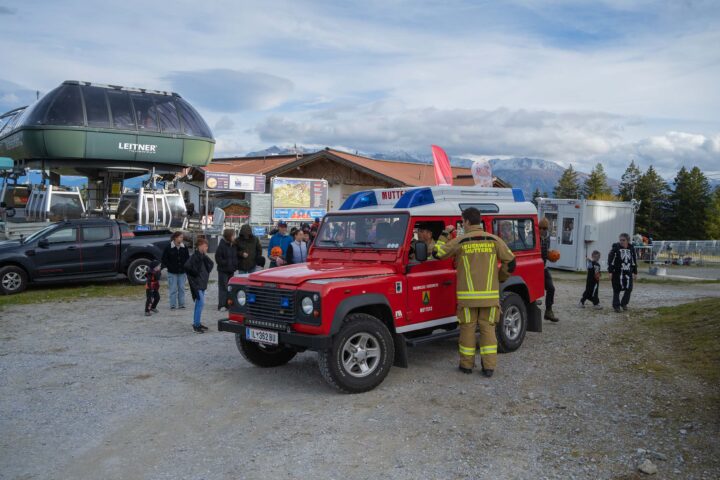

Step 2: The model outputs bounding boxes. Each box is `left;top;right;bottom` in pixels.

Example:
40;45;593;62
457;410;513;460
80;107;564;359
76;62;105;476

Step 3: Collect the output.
433;224;515;308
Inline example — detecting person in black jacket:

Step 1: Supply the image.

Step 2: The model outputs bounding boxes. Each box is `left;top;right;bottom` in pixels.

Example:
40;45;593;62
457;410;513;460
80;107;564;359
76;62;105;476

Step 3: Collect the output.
608;233;637;313
144;260;162;316
184;238;214;333
538;217;559;322
236;224;263;273
215;228;238;311
161;231;190;309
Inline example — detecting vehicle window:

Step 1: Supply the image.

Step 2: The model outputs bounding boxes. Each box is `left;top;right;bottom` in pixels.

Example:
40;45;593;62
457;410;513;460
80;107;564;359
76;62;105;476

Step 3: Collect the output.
131;93;159;132
82;226;113;242
82;86;111;127
493;218;536;251
48;194;84;221
46;227;77;244
165;195;187;227
316;214;408;249
544;213;558;239
459;203;499;214
116;195;139;223
409;220;445;259
176;98;212;138
152;95;182;133
107;90;136;130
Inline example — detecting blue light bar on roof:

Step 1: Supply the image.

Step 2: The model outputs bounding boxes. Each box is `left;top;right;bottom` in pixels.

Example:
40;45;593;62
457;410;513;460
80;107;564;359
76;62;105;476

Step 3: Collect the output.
511;188;525;202
339;190;378;210
394;187;435;208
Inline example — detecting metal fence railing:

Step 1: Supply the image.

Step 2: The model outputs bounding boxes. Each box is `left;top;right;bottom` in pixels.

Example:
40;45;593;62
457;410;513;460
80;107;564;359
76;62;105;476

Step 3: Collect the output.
635;240;720;265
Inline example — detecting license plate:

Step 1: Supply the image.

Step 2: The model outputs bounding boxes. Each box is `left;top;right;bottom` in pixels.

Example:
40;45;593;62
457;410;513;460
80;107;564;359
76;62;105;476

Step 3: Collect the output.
246;327;279;345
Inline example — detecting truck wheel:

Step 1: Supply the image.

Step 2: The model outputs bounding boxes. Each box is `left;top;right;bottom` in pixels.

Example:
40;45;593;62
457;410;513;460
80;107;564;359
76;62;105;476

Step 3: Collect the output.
317;313;394;394
127;258;151;285
496;292;527;353
0;266;27;295
235;334;297;367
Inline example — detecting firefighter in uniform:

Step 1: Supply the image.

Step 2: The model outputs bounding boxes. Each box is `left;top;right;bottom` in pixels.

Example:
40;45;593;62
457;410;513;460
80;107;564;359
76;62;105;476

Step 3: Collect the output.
433;207;515;377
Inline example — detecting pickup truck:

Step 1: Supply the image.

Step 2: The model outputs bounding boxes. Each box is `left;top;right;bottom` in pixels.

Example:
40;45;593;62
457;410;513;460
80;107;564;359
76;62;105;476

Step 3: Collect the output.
0;218;171;294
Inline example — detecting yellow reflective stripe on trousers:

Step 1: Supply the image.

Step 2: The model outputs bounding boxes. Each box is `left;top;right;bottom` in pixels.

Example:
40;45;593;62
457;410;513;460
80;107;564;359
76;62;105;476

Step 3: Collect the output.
489;306;497;324
459;344;476;356
462;256;474;290
486;253;496;290
480;345;497;355
458;307;471;324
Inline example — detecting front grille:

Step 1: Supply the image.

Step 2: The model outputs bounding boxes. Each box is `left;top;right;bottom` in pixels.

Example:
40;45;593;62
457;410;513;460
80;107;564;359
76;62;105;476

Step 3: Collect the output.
246;286;295;323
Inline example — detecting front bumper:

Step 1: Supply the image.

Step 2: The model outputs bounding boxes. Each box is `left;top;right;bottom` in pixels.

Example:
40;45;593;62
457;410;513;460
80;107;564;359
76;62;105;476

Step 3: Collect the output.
217;319;332;351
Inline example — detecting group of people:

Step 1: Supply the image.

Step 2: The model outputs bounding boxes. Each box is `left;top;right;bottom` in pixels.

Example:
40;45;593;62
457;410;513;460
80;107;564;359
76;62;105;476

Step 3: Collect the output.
537;218;638;318
266;218;319;267
143;225;264;334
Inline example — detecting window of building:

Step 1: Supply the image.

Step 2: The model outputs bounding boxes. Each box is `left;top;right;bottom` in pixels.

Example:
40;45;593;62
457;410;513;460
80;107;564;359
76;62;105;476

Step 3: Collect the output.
176;99;212;138
493;218;536;251
82;86;111;127
131;93;159;132
152;95;182;133
107;90;136;130
45;85;84;126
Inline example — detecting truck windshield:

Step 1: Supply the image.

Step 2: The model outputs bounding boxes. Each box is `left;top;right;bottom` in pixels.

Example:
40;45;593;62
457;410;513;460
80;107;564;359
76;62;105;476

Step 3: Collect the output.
315;213;409;249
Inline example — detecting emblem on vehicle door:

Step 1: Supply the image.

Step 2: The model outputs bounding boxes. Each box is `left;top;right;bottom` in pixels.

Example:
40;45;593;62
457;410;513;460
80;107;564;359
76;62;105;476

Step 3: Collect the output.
422;291;430;305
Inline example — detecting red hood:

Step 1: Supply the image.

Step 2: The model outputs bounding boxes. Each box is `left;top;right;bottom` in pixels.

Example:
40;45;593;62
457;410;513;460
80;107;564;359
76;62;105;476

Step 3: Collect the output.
248;262;396;286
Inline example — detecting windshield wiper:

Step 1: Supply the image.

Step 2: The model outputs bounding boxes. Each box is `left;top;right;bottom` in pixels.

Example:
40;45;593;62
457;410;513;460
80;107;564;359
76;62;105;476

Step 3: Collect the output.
352;241;376;246
320;240;341;245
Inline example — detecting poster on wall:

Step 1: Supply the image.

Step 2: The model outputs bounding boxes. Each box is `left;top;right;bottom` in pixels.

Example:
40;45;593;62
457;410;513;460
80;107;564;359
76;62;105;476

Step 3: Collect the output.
205;172;265;192
271;177;328;221
249;193;272;224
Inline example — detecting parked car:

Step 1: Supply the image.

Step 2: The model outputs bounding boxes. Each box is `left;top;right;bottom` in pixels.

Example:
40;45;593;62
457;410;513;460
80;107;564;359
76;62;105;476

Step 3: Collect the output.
0;219;171;294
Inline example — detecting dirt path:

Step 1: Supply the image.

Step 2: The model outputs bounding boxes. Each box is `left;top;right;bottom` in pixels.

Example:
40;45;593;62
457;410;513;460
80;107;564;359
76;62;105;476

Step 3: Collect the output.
1;273;718;480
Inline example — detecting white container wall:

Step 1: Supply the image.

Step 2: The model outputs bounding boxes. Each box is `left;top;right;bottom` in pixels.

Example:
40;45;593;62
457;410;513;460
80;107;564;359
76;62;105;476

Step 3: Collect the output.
537;199;636;271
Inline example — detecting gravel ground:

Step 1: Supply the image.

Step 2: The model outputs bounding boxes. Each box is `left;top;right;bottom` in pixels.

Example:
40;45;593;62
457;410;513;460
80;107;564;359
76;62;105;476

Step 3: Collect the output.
1;271;719;480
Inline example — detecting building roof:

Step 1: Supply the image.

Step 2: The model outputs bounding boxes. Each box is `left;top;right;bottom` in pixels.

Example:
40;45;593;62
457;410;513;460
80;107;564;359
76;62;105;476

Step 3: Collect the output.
194;148;509;188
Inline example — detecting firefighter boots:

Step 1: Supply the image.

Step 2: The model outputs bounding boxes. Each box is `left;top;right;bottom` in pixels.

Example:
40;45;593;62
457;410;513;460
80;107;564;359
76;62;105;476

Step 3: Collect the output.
544;309;559;322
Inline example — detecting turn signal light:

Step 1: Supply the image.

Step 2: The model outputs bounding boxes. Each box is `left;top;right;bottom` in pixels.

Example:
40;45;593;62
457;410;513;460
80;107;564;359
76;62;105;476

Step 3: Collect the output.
313;310;320;318
227;299;234;306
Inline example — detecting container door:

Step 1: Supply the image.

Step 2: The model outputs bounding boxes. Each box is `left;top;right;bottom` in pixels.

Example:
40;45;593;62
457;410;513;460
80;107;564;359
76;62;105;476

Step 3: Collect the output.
555;214;578;269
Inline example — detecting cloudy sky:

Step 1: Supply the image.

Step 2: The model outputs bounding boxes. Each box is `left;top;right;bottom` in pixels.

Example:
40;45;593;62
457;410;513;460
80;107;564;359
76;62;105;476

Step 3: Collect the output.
1;0;719;179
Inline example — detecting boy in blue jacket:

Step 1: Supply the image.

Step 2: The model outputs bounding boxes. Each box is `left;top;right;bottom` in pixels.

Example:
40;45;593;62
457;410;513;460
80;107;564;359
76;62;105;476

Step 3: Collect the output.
268;221;292;267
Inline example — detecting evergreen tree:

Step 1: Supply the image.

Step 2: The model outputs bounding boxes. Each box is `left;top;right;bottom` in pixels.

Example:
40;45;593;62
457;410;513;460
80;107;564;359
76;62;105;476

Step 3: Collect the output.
582;163;613;199
618;160;642;200
705;186;720;239
634;165;668;239
542;191;549;198
666;166;711;239
553;165;580;199
531;187;542;206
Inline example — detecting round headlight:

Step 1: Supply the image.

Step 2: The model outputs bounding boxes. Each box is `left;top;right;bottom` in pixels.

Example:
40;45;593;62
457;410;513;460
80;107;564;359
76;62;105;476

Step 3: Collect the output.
301;296;314;315
236;290;246;306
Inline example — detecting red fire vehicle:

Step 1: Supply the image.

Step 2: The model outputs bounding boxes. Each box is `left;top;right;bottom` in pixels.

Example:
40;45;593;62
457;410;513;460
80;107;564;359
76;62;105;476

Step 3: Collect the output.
219;186;545;393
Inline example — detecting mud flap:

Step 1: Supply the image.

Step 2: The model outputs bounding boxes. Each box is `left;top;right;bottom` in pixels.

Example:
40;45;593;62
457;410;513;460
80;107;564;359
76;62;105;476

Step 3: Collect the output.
527;301;542;333
393;333;409;368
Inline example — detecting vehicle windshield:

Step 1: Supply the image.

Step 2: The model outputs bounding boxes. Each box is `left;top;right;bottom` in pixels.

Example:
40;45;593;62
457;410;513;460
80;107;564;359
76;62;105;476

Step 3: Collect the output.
315;213;409;249
22;224;58;243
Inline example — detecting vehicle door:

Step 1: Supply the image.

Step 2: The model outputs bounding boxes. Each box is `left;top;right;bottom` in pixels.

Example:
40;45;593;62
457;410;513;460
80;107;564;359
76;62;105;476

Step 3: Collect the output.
403;217;458;329
31;226;82;276
80;224;118;273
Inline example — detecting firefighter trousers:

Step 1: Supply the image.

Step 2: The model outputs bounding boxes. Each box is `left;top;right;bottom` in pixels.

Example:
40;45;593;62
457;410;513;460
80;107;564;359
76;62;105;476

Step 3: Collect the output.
457;306;498;371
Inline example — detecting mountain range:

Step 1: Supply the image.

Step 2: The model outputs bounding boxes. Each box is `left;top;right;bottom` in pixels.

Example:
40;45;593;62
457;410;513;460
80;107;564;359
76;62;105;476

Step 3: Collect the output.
244;145;620;197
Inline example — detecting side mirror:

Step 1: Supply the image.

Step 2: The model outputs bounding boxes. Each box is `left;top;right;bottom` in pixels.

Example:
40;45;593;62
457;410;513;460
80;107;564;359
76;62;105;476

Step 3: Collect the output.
38;239;50;249
414;241;428;262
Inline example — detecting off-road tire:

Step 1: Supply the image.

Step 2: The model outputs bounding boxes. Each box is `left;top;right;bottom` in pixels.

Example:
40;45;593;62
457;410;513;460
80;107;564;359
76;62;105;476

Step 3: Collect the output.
127;258;152;285
235;333;297;367
317;313;394;394
496;291;527;353
0;265;28;295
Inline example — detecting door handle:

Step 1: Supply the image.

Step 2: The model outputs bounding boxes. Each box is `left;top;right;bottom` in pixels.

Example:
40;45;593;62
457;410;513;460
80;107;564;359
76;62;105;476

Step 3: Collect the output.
67;246;77;250
442;280;453;286
104;242;114;247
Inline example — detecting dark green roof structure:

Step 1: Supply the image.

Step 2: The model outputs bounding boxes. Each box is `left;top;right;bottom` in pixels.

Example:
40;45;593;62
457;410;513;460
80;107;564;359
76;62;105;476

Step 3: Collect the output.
0;81;215;175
